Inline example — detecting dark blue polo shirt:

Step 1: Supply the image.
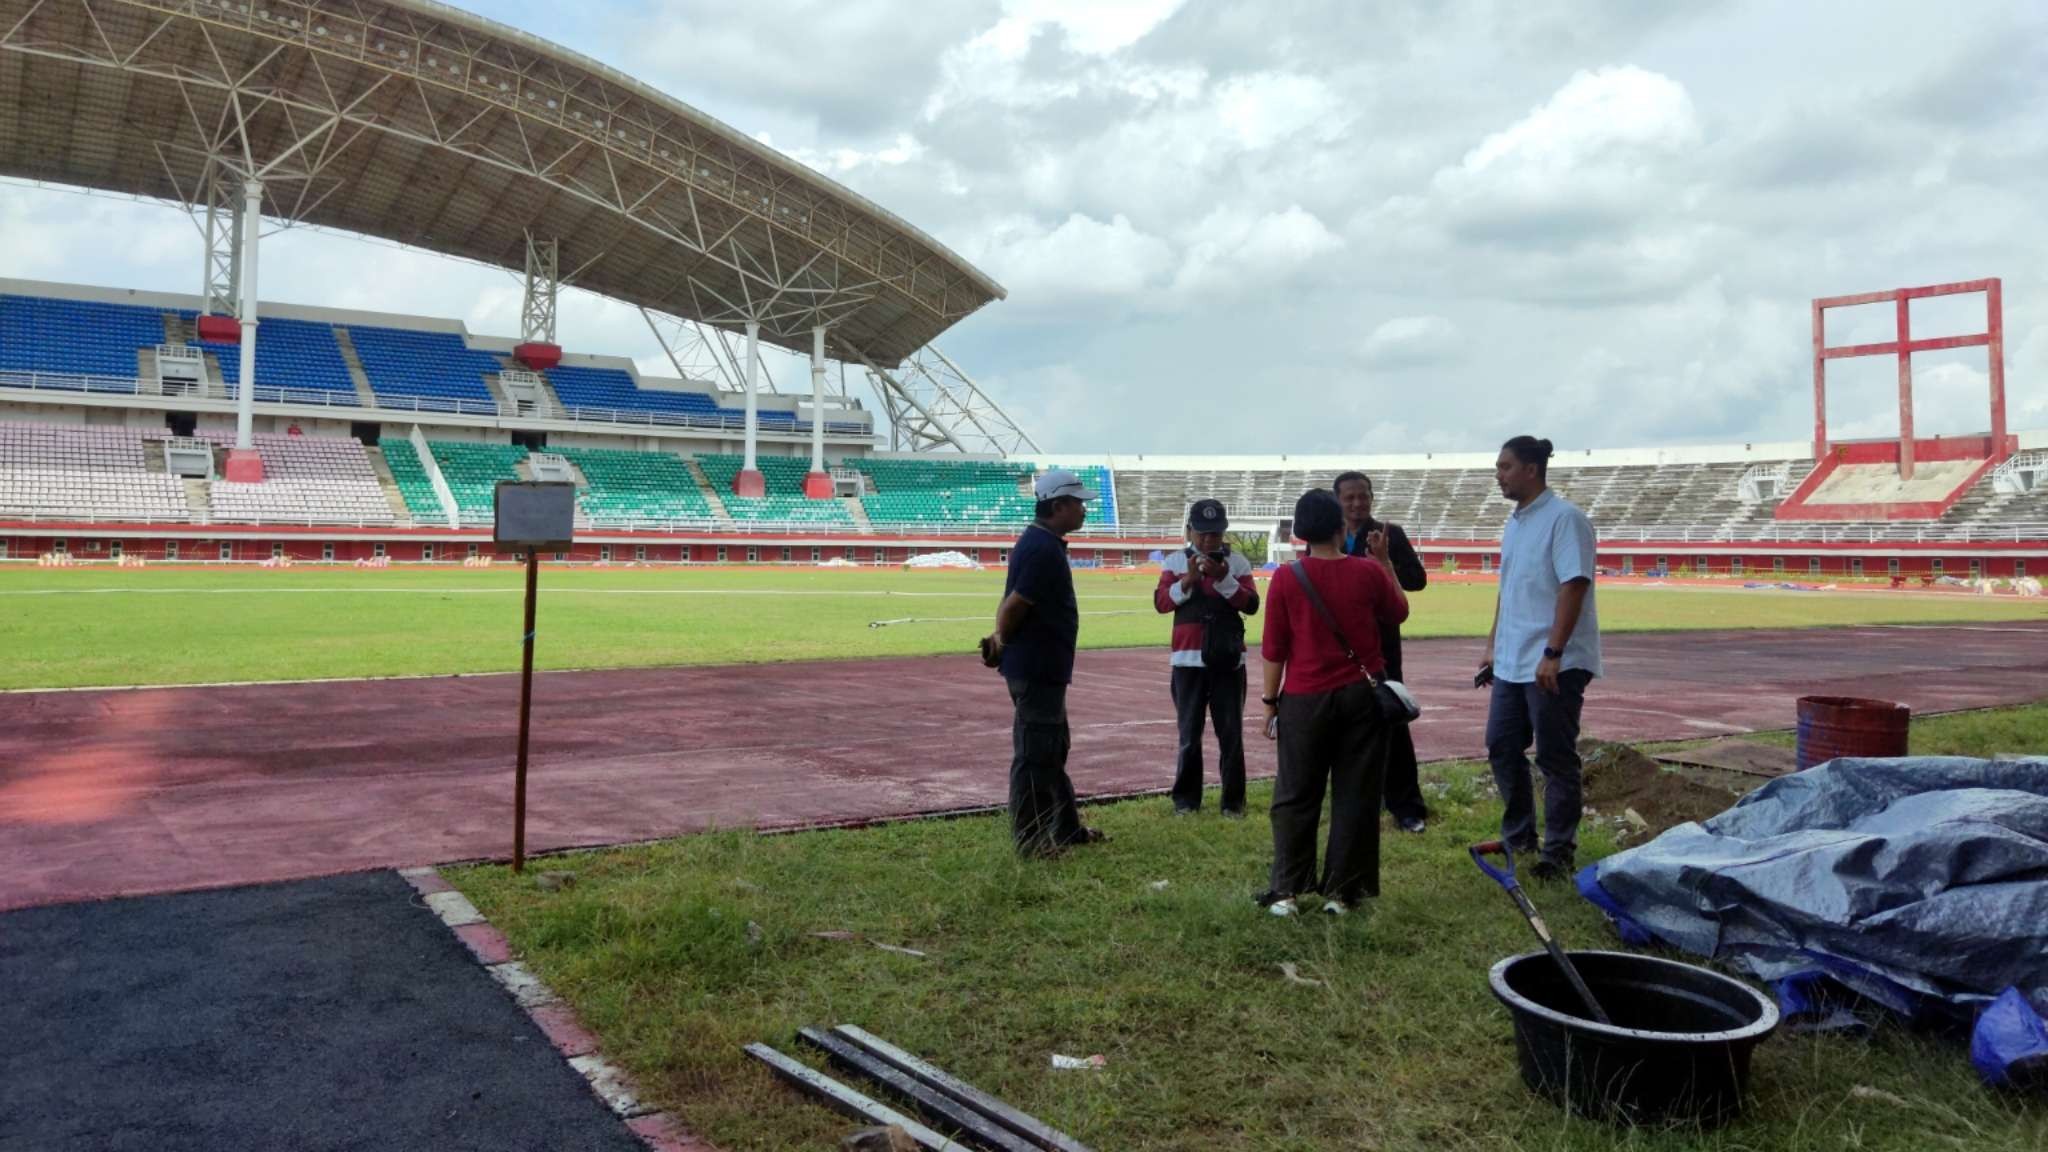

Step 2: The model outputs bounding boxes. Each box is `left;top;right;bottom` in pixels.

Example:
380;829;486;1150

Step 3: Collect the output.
999;523;1079;685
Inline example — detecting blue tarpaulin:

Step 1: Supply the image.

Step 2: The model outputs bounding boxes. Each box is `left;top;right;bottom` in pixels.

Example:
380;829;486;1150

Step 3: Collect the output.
1578;756;2048;1087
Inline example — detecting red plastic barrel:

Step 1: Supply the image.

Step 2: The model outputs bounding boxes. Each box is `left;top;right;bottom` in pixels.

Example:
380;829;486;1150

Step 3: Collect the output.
1795;696;1911;770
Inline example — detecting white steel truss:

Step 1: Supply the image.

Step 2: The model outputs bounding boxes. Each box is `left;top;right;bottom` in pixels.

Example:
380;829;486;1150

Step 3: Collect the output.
194;158;240;316
520;232;557;345
0;0;1003;364
850;344;1040;456
640;307;778;395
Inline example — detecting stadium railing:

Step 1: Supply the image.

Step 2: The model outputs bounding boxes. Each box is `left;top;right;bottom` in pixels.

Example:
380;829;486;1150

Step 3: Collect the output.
0;371;870;434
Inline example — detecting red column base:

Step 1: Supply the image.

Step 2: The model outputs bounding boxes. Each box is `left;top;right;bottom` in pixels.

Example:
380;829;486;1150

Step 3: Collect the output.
195;314;241;343
732;469;766;498
224;448;265;483
802;472;833;499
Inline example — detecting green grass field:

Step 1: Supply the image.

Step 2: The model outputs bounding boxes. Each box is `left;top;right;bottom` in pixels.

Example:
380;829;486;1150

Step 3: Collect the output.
3;564;2046;690
452;704;2048;1152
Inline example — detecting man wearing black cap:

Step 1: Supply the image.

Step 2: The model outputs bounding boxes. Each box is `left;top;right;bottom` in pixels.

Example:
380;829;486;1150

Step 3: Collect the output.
1154;498;1260;816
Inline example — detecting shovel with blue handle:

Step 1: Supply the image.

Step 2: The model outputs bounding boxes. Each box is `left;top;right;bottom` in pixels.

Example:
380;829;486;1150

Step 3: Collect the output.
1471;840;1613;1026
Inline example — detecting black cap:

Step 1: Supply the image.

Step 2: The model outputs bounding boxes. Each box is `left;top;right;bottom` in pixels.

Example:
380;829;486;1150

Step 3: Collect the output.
1187;499;1229;533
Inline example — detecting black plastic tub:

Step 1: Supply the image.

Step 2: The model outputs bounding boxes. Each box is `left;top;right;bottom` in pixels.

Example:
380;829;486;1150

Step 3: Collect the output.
1489;950;1779;1127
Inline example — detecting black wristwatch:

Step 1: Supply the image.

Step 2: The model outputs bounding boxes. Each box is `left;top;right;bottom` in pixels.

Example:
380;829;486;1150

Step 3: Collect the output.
1542;646;1563;660
1261;695;1281;706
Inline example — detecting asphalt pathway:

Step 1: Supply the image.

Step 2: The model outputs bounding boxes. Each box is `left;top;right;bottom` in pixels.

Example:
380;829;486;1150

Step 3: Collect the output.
0;871;642;1152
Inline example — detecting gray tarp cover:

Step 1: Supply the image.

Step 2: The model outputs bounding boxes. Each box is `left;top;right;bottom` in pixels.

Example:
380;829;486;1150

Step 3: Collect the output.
1581;756;2048;1014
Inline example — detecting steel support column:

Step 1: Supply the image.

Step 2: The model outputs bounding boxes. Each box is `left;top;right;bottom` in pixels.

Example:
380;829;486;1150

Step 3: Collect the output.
198;162;240;318
735;319;765;497
521;234;559;346
223;177;264;481
1896;292;1915;481
804;324;831;498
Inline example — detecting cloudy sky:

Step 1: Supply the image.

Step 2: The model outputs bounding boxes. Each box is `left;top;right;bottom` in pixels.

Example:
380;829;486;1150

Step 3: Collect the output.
6;0;2048;455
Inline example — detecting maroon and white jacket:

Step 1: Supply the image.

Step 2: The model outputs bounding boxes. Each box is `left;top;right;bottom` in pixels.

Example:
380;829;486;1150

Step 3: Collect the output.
1154;549;1260;668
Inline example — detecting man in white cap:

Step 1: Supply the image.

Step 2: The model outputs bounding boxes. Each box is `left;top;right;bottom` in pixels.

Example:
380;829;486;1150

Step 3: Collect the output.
981;468;1105;856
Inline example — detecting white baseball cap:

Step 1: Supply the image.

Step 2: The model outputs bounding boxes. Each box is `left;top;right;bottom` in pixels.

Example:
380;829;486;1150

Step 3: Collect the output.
1033;468;1098;502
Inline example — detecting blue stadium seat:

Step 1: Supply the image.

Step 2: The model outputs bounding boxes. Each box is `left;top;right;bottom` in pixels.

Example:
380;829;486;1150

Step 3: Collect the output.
349;326;501;413
544;364;736;424
0;295;165;380
188;312;357;405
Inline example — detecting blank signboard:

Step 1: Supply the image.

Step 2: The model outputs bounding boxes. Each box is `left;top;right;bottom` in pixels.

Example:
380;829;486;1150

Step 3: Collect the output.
494;481;577;553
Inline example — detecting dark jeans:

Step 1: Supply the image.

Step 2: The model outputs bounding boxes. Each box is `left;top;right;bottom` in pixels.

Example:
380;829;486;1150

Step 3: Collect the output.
1382;722;1427;823
1485;671;1593;865
1269;680;1388;903
1170;663;1247;812
1008;678;1087;854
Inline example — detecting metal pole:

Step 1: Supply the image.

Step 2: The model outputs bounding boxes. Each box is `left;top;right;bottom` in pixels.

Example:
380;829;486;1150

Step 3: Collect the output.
809;325;827;474
742;319;761;474
1896;291;1915;481
513;547;538;871
235;178;261;450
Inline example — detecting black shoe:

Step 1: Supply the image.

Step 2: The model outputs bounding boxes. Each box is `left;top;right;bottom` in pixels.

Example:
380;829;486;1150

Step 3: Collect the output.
1220;808;1247;821
1528;857;1575;883
1396;815;1426;835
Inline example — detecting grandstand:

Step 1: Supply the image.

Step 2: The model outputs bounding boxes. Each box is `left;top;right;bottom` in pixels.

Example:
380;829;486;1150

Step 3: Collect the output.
1;274;2044;571
0;2;2038;576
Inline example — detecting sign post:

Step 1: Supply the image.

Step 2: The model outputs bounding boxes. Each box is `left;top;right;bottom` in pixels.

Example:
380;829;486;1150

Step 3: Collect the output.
493;481;576;872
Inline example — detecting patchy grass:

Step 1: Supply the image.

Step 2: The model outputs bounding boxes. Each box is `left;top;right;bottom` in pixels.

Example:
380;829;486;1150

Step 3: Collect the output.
1;564;2044;689
452;704;2048;1151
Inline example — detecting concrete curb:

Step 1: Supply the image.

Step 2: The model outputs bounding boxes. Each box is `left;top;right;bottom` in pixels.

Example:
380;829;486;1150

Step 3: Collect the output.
401;866;720;1152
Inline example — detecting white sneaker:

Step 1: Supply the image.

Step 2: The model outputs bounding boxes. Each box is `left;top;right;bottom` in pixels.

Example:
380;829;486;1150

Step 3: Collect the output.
1267;898;1298;918
1321;899;1349;916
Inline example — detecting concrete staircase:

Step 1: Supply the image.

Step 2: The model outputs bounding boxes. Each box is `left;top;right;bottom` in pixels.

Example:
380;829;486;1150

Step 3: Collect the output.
364;447;414;522
142;438;168;473
491;358;566;417
182;478;211;522
841;496;873;531
332;327;379;407
682;456;734;522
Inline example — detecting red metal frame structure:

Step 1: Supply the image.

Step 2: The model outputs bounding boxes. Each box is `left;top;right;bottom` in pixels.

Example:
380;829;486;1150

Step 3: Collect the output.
1811;278;2007;480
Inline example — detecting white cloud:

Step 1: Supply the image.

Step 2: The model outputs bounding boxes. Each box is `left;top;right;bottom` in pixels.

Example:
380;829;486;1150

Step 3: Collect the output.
9;1;2048;458
964;213;1176;303
984;0;1189;58
1429;65;1702;243
1171;205;1343;296
1357;315;1461;367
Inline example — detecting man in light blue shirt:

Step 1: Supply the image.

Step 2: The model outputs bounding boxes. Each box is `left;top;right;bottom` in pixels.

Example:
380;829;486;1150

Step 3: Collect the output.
1479;435;1602;881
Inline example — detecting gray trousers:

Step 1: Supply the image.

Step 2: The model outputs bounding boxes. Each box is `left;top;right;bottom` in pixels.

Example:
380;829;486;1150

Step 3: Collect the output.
1484;670;1593;865
1268;680;1387;903
1008;678;1086;855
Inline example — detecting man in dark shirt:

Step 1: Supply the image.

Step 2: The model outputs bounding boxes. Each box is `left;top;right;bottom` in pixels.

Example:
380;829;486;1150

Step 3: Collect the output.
981;469;1103;856
1336;470;1430;834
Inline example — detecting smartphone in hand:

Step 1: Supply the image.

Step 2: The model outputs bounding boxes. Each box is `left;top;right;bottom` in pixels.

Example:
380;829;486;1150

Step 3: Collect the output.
1474;664;1495;689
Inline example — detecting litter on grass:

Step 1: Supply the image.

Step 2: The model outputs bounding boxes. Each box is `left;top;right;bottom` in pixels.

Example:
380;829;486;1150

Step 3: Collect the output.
1278;962;1324;988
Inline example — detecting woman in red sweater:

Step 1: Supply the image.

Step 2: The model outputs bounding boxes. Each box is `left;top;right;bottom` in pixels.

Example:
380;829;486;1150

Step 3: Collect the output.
1256;488;1410;916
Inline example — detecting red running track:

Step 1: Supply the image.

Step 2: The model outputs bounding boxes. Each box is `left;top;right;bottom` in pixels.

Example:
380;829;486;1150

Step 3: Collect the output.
2;622;2045;911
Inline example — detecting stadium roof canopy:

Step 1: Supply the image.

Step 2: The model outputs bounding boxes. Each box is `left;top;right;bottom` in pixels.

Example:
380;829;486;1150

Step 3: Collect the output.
0;0;1006;364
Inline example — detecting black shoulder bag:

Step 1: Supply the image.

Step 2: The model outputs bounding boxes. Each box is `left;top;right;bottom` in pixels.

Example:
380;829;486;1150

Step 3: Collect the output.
1287;559;1421;723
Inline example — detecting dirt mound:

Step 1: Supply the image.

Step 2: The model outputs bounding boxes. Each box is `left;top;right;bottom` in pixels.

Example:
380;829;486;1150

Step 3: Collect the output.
1570;739;1752;838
